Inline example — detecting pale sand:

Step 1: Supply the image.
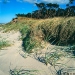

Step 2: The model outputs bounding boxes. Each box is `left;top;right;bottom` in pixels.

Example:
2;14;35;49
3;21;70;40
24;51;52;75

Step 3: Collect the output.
0;31;53;75
0;30;75;75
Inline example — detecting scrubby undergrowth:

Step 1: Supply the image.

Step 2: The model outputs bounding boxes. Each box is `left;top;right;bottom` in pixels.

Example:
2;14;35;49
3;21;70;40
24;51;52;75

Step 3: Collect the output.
1;17;75;52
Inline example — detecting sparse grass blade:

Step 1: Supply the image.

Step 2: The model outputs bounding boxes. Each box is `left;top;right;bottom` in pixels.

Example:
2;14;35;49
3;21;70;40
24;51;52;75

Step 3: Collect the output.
9;68;38;75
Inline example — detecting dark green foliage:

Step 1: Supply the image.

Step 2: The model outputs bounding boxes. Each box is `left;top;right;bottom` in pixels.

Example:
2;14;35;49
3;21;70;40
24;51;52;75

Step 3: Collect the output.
16;0;75;19
22;31;36;53
20;25;36;53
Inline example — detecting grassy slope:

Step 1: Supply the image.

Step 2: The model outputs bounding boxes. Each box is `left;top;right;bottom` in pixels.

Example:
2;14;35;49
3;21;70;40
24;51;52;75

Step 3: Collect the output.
1;17;75;52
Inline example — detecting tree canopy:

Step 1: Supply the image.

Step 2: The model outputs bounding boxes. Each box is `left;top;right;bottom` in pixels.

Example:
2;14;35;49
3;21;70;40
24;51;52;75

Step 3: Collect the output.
16;0;75;19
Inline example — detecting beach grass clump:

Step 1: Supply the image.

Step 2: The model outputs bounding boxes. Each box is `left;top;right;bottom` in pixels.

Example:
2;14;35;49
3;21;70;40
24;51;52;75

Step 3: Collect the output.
0;40;10;49
10;68;38;75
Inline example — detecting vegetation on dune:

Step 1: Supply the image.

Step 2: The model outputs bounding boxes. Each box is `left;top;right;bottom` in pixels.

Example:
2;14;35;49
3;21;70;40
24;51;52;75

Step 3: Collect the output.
20;24;44;53
1;0;75;74
1;6;75;70
1;17;75;70
20;25;30;39
1;17;75;53
41;17;75;45
0;40;10;49
21;27;36;53
1;18;37;32
10;68;38;75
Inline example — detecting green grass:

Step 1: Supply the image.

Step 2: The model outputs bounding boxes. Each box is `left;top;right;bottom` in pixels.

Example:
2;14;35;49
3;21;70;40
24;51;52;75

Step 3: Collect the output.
1;22;37;53
22;31;37;53
1;17;75;53
1;19;37;32
0;40;10;49
20;25;31;39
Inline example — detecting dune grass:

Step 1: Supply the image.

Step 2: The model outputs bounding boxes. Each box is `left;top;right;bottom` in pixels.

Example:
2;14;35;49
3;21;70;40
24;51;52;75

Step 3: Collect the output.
1;17;75;52
1;17;75;67
9;68;38;75
40;17;75;45
0;40;10;49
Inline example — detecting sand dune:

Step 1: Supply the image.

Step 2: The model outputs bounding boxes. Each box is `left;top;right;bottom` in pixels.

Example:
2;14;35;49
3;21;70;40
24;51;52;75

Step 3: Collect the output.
0;31;53;75
0;30;75;75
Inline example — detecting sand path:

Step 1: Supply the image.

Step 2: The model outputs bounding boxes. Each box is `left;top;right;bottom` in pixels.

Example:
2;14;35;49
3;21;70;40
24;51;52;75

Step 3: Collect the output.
0;30;75;75
0;31;53;75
